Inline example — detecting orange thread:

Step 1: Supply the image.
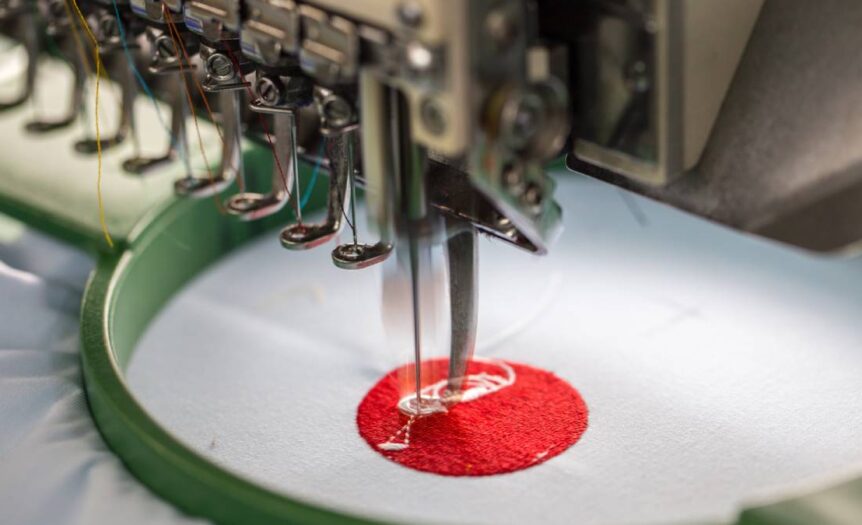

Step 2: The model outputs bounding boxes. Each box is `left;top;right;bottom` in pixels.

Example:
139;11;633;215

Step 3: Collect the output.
163;5;226;212
165;8;249;193
164;8;223;142
223;46;290;199
67;0;113;247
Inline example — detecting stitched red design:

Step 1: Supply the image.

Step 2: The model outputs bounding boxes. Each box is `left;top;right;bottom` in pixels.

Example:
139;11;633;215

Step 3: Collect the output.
356;359;589;476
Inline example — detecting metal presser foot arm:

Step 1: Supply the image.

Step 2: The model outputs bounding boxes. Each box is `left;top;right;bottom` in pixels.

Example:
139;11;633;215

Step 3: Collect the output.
225;108;294;220
280;129;349;250
330;128;392;269
25;36;85;133
0;10;39;111
123;74;184;174
74;54;134;153
330;200;393;269
174;89;240;198
126;30;198;174
331;72;397;271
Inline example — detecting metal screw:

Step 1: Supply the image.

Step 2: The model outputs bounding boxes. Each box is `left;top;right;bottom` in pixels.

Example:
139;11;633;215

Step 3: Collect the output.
154;35;177;60
513;103;539;142
502;162;522;188
256;76;281;106
397;0;423;27
405;41;434;72
625;60;650;93
503;94;543;151
206;53;234;81
322;96;353;129
100;15;118;39
522;181;543;214
420;98;446;135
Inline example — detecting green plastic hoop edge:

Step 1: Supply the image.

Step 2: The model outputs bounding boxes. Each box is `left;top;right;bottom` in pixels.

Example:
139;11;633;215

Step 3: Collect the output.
76;163;394;525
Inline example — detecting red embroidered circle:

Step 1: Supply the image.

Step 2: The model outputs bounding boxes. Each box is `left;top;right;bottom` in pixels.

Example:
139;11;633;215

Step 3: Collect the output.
356;359;589;476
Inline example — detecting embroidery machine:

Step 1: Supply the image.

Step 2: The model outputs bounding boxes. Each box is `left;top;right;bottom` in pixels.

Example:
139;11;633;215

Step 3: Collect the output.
0;0;861;523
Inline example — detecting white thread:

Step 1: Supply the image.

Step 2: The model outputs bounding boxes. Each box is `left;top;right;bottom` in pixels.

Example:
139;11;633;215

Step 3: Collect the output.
377;358;517;452
377;416;415;451
533;449;550;463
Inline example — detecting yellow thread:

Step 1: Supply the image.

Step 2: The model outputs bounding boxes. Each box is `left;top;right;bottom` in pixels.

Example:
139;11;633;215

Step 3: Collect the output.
68;0;113;247
62;0;92;76
62;1;120;115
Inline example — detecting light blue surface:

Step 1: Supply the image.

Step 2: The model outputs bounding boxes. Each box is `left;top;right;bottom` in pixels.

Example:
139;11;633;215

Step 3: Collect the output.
0;215;204;525
127;173;862;525
3;169;862;525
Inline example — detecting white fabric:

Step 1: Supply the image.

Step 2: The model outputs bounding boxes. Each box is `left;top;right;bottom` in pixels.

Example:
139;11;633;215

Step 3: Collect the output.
0;216;205;525
128;174;862;525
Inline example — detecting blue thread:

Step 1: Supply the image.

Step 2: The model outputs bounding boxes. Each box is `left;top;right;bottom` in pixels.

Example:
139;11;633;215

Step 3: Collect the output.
111;0;179;152
300;140;325;211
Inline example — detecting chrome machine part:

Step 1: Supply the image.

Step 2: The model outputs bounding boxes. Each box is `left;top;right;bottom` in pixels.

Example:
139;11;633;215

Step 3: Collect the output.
228;0;310;220
279;9;359;251
176;0;248;198
341;0;567;256
279;89;354;250
225;74;313;220
25;0;86;134
127;0;202;174
444;218;478;399
0;1;39;112
72;0;140;154
293;1;569;403
173;88;242;197
148;29;186;72
123;30;186;174
389;87;449;417
327;89;393;269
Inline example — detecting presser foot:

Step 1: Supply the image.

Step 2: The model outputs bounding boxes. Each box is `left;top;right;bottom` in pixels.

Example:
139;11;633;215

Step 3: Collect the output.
224;192;287;221
0;93;28;112
74;133;127;154
174;174;235;198
331;242;392;270
148;63;184;75
397;396;448;417
201;78;250;93
122;153;175;175
24;115;76;134
279;223;340;250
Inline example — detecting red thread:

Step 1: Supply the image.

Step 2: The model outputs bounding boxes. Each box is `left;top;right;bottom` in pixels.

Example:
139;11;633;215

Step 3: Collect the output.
164;8;223;142
222;47;290;201
357;358;589;476
163;7;230;208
